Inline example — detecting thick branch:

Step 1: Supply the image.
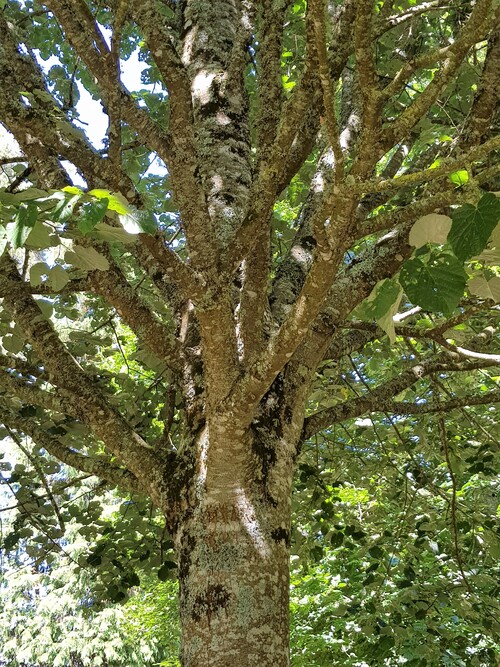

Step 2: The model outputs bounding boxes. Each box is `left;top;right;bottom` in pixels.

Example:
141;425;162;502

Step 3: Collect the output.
0;407;143;494
0;253;168;507
303;357;500;439
0;371;69;415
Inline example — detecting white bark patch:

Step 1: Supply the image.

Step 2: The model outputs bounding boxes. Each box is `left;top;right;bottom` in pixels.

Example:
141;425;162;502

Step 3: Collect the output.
182;26;198;65
234;487;270;557
197;425;209;490
216;111;231;125
192;70;216;105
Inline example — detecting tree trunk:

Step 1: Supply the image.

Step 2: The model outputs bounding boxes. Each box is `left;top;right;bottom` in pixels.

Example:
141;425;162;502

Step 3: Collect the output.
174;426;295;667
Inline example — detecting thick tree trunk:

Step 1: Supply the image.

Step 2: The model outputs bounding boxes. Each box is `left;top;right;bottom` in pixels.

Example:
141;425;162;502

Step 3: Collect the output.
173;426;295;667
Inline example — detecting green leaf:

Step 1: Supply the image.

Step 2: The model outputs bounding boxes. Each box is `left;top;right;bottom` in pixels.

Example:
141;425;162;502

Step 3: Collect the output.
89;189;130;215
467;275;500;302
368;545;384;559
92;222;137;244
448;170;468;186
51;193;81;222
449;193;500;261
119;208;157;234
77;199;109;234
0;187;45;205
25;221;58;249
157;561;177;581
2;334;24;354
65;246;110;271
409;214;452;248
7;202;38;249
355;278;402;321
62;185;84;195
30;262;50;286
49;265;70;291
35;298;54;320
400;251;467;314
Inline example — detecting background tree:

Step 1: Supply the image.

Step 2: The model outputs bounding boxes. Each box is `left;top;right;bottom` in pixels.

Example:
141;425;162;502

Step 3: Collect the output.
0;1;499;665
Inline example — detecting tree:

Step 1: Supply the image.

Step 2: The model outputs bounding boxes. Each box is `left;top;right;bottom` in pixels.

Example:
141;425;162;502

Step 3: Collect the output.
0;0;499;664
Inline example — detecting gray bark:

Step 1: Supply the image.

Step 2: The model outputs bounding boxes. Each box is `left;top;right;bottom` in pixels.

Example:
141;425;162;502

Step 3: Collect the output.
173;424;296;667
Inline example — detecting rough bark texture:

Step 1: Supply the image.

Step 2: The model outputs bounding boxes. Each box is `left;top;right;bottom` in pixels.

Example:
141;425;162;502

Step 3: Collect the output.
1;1;500;665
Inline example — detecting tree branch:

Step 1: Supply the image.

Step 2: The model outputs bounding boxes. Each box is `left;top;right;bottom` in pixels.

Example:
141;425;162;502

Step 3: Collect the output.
302;357;500;439
355;134;500;197
309;0;343;175
0;252;169;508
383;0;496;146
384;390;500;416
0;407;143;494
84;244;184;374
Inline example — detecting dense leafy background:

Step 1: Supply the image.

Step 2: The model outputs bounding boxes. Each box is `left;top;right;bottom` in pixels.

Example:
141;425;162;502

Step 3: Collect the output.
1;0;500;664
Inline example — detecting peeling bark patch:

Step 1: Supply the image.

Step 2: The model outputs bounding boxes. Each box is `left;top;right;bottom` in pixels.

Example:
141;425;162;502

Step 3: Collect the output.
191;584;230;623
270;527;290;547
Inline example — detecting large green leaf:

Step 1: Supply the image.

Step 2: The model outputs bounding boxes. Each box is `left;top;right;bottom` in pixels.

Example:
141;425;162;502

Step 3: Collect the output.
77;198;109;234
119;207;157;234
354;278;402;321
65;246;110;271
92;222;137;244
89;189;130;215
399;251;467;314
7;202;38;249
449;193;500;261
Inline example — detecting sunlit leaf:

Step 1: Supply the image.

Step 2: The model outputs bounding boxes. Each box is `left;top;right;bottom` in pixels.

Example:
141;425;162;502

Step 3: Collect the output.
409;214;452;248
7;202;38;249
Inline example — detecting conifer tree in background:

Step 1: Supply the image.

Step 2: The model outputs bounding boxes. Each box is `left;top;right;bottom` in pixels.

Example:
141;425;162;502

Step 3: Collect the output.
0;1;499;665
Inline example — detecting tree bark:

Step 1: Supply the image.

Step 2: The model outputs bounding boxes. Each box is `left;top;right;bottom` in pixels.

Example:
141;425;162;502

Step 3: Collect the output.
174;424;295;667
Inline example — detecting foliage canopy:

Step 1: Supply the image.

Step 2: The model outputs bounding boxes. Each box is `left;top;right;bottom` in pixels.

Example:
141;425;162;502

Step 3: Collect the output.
0;0;499;665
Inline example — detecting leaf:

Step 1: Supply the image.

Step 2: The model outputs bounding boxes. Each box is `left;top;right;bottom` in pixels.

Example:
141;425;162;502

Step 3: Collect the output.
409;214;452;248
119;207;157;234
2;334;24;354
89;189;130;215
377;285;403;344
355;278;402;321
399;251;467;314
0;187;45;205
30;262;50;286
49;265;70;291
92;222;137;244
65;246;110;271
449;193;500;261
35;298;54;320
368;545;384;560
157;560;177;581
77;199;109;234
52;193;81;222
448;170;468;186
62;185;84;195
468;276;500;302
7;202;38;249
25;221;58;249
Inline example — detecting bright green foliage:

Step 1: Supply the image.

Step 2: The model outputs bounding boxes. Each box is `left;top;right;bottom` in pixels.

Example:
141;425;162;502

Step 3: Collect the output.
0;0;499;663
0;516;166;667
